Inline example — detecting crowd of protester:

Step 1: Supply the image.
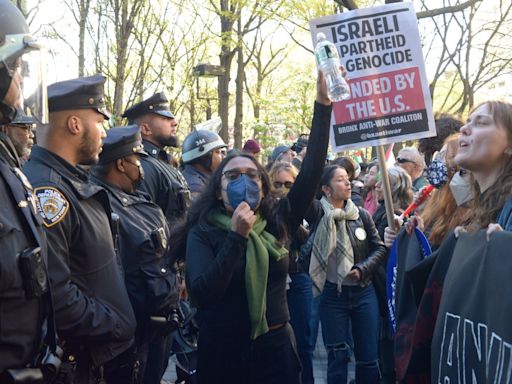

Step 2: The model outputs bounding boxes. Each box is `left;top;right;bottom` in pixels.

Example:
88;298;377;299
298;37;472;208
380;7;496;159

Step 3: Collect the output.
2;2;512;384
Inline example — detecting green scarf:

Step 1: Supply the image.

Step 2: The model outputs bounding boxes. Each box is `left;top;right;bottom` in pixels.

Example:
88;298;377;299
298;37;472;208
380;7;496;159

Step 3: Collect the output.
209;211;288;339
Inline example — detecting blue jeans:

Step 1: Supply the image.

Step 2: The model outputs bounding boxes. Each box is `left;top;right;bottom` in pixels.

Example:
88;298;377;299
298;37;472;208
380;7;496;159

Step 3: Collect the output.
319;282;380;384
310;294;322;350
287;272;314;384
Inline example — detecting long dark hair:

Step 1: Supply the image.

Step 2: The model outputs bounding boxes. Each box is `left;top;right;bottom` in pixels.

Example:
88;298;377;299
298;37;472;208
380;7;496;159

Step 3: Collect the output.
170;151;286;262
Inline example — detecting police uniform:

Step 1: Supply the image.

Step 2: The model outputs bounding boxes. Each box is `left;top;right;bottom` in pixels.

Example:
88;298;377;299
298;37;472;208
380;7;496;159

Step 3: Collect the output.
122;93;190;223
0;131;60;382
23;75;136;383
91;126;180;382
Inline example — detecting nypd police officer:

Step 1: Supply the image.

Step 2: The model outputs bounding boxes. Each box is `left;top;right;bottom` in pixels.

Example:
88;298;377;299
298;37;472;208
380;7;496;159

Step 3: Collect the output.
181;129;226;200
91;125;180;383
0;1;61;382
23;75;137;383
0;108;36;162
122;92;190;223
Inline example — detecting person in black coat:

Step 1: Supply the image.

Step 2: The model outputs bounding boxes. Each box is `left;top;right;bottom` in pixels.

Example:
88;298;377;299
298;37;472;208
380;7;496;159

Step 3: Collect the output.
92;125;180;383
170;71;333;384
24;75;136;384
309;164;387;384
0;2;59;381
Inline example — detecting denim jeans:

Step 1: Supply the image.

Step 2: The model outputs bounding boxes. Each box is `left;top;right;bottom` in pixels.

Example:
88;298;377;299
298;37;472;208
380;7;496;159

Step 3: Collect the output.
287;272;314;384
319;282;380;384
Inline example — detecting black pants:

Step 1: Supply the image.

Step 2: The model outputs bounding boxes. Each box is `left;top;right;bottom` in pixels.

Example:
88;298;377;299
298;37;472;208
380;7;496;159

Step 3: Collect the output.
197;323;301;384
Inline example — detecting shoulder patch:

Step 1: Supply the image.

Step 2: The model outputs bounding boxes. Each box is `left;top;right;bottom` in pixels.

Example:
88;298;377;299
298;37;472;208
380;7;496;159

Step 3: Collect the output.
34;187;70;227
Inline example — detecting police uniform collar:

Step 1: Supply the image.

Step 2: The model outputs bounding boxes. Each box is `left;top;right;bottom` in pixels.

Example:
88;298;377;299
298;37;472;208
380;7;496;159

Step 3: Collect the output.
183;163;209;180
93;177;141;207
142;139;166;158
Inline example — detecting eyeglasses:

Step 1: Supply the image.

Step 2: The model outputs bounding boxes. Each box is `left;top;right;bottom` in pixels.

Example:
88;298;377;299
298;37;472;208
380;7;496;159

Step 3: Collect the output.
8;124;33;132
222;168;261;181
396;158;415;164
273;181;294;189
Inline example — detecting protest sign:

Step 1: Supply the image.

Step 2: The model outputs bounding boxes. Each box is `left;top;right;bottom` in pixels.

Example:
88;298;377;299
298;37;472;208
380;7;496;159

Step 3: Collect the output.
310;3;436;151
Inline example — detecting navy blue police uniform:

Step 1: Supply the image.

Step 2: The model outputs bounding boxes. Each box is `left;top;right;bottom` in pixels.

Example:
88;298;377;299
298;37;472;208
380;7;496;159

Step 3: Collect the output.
122;93;190;223
0;131;61;383
23;75;137;384
122;92;190;384
91;125;180;382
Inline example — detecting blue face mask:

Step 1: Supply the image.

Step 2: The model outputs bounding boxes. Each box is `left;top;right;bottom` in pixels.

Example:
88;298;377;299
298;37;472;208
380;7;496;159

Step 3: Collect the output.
226;174;261;211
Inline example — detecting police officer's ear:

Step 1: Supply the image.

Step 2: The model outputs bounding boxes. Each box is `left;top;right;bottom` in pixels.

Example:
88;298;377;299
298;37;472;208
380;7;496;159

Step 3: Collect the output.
65;114;82;135
139;120;152;136
115;158;126;173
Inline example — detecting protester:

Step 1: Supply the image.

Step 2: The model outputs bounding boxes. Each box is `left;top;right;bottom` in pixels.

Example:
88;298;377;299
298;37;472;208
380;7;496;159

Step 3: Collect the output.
272;144;294;163
243;138;261;155
372;166;413;240
418;113;463;165
363;162;379;215
268;161;315;384
395;147;427;192
454;100;512;232
309;164;386;384
291;134;309;169
385;133;473;250
330;156;364;207
170;71;333;384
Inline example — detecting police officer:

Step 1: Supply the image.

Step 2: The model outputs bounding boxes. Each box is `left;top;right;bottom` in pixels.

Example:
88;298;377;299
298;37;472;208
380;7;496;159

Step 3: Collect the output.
0;108;36;162
0;1;60;382
122;92;191;223
23;75;137;384
122;93;189;383
91;125;180;383
181;129;226;199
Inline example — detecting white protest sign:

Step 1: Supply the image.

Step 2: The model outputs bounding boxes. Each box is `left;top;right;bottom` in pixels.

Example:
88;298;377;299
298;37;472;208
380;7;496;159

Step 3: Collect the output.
310;3;436;152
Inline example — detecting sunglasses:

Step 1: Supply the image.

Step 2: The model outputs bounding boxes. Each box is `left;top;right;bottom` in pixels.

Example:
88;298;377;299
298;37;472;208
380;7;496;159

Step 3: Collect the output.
222;168;261;181
273;181;294;189
396;158;415;164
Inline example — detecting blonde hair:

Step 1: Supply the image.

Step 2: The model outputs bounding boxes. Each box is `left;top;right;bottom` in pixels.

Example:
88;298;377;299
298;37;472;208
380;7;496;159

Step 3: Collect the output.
268;161;298;182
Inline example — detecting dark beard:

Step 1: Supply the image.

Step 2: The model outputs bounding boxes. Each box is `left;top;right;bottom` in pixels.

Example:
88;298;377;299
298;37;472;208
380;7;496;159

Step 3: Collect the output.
161;135;179;148
78;127;99;165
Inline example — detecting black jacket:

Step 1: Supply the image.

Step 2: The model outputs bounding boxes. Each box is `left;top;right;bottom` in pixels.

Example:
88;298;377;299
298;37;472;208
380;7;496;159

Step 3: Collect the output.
92;178;179;343
306;199;386;284
139;140;191;223
0;135;49;371
23;146;136;366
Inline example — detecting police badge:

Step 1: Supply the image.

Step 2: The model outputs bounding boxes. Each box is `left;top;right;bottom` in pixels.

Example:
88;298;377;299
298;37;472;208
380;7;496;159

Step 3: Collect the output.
34;187;70;227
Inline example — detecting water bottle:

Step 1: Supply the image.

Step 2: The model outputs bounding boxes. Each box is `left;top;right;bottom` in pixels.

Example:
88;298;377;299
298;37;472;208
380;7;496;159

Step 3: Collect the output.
315;32;350;101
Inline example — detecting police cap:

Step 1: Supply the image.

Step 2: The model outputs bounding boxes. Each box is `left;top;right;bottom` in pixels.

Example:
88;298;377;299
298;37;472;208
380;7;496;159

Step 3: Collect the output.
10;108;37;125
98;125;148;165
47;74;110;119
122;92;175;122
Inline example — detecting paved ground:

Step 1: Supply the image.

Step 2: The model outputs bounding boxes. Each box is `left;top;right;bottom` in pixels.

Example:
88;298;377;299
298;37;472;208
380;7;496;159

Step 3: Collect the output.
162;325;355;383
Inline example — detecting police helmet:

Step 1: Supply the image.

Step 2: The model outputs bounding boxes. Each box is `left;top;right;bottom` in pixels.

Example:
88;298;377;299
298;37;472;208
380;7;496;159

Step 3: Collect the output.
0;0;47;124
182;129;226;164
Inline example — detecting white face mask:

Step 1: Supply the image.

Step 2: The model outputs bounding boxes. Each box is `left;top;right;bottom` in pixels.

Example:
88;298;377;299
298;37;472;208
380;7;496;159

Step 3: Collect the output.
449;170;473;206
